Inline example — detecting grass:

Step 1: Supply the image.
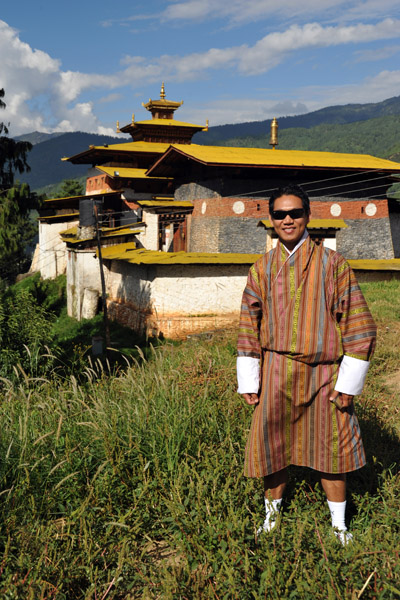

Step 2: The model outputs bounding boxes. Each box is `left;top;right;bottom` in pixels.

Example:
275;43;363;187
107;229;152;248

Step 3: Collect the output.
0;281;399;598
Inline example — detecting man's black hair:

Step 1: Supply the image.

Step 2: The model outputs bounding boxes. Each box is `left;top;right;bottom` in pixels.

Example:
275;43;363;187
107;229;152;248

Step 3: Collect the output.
269;184;310;215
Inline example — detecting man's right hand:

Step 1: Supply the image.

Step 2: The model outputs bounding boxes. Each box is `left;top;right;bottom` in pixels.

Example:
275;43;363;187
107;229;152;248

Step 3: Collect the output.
242;393;259;405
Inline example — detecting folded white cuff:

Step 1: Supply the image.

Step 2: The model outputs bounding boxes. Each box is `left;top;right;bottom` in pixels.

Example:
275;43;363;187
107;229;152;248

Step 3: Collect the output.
237;356;260;394
334;355;370;396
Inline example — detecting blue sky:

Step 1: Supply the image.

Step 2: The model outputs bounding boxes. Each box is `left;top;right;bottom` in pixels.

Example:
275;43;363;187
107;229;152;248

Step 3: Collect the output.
1;0;400;136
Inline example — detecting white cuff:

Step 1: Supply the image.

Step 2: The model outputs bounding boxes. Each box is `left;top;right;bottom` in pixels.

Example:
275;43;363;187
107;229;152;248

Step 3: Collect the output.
237;356;260;394
334;355;370;396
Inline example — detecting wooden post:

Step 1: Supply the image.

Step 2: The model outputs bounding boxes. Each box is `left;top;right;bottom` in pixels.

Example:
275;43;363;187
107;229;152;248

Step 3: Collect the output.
94;202;110;352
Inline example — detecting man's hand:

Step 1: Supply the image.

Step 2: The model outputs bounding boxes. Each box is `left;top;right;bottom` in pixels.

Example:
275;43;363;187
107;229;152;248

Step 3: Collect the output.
329;390;354;410
242;393;259;405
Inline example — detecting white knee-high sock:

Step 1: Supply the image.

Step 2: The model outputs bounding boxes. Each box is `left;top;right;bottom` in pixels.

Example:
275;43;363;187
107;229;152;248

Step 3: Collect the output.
265;497;282;521
327;499;347;531
258;497;282;534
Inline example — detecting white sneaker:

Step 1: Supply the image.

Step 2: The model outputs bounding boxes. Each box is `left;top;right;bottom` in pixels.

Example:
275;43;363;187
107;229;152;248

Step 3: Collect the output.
333;529;353;545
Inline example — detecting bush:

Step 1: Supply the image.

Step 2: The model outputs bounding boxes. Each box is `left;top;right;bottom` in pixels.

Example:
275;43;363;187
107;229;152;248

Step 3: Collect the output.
0;286;56;377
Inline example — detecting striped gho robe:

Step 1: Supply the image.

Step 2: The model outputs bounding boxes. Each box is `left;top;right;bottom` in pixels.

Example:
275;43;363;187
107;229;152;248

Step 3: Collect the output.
237;235;376;477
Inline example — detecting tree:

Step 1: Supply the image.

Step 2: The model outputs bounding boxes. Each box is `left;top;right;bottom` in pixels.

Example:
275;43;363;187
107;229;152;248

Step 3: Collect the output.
55;178;84;198
0;88;40;282
0;89;33;191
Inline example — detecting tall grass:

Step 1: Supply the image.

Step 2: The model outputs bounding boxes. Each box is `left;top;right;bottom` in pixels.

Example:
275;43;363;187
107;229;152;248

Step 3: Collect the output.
0;282;399;598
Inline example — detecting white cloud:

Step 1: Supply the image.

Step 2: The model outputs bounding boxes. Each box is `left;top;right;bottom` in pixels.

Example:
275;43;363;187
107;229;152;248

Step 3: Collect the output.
301;69;400;107
119;18;400;79
353;44;400;63
182;98;309;126
154;0;400;26
238;19;400;75
0;20;117;135
98;93;123;104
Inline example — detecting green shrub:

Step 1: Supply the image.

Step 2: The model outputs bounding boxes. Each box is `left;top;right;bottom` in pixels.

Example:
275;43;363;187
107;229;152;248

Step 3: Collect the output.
0;287;56;377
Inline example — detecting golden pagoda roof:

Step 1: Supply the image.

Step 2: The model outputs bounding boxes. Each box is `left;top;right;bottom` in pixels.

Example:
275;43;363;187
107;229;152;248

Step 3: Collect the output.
100;245;262;265
44;190;122;203
60;223;144;244
131;119;204;129
95;166;172;180
347;259;400;271
63;141;171;164
258;219;348;229
100;245;400;270
147;144;400;175
137;200;193;208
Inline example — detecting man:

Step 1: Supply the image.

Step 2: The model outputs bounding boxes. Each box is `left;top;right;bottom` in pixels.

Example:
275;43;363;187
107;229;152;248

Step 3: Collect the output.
237;184;376;544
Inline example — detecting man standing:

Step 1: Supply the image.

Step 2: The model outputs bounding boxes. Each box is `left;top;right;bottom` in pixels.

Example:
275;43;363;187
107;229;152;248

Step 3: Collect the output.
237;184;376;544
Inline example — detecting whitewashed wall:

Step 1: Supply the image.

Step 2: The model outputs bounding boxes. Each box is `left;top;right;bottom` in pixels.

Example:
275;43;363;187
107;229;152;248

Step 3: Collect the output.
137;211;158;250
106;261;250;338
67;250;251;337
67;249;102;319
35;220;79;279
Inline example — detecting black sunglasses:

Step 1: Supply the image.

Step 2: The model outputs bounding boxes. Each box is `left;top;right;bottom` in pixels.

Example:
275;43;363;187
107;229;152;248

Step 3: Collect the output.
270;208;305;220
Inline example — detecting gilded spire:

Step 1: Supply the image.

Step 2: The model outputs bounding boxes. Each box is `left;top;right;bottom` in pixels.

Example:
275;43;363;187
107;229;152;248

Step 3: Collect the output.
269;117;278;150
116;120;120;133
160;82;166;99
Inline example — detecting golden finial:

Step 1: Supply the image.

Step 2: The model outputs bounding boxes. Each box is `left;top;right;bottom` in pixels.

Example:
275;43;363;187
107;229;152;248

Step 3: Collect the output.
203;119;209;132
116;120;120;133
132;113;135;124
160;82;166;99
269;117;278;150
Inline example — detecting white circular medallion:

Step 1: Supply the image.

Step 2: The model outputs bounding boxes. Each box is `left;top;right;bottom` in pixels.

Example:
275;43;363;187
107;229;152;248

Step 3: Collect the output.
233;200;245;214
330;203;341;216
365;203;377;216
201;201;207;214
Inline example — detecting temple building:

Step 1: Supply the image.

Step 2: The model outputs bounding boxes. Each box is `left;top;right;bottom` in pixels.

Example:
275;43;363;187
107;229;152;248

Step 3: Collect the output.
33;85;400;338
35;83;207;279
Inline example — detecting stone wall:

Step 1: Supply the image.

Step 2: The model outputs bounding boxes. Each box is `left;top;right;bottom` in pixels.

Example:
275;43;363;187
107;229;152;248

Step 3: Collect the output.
336;218;394;259
218;218;266;253
188;216;220;252
389;212;400;258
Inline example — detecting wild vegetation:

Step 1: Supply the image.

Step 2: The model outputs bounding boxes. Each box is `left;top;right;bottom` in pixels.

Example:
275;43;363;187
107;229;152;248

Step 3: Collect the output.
0;279;399;598
0;273;159;381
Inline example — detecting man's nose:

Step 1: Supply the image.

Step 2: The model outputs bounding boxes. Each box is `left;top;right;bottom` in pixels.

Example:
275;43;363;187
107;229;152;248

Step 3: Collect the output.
283;213;294;223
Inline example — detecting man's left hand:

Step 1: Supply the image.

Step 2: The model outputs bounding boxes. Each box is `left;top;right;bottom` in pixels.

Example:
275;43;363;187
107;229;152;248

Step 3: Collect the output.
329;390;354;410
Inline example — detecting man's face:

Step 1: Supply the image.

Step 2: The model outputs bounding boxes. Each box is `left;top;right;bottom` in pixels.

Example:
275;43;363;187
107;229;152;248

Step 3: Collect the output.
270;194;310;251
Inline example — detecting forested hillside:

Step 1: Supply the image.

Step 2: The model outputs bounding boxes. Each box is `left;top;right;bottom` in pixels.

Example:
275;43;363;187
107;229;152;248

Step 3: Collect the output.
17;131;123;189
216;114;400;162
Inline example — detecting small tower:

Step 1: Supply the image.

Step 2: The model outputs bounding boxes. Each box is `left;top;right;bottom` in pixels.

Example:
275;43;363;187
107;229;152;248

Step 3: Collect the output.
119;83;205;144
141;82;184;120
